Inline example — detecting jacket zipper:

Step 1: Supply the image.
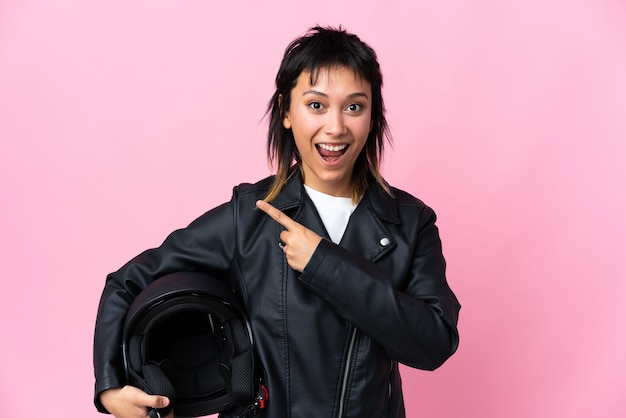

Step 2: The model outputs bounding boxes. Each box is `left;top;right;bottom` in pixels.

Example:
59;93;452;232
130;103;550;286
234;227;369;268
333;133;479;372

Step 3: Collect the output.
338;327;358;418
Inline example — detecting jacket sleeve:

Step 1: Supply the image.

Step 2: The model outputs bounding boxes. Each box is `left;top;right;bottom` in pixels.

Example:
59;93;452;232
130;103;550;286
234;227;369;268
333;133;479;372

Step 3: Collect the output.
92;201;235;412
298;204;460;371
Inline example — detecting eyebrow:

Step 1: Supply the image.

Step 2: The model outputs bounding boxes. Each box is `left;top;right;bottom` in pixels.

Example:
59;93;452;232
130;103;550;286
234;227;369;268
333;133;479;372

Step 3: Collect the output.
302;90;370;100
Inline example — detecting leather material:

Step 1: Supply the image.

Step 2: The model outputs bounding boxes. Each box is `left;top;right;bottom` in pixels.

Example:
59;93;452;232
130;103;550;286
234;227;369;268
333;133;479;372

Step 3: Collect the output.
94;172;460;417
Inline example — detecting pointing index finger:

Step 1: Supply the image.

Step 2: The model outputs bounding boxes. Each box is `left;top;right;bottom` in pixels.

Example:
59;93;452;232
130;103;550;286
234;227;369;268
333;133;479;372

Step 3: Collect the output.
256;200;297;229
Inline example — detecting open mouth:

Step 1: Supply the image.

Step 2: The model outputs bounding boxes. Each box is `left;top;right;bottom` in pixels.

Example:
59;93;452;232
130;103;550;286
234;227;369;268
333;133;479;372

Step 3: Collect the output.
316;143;349;160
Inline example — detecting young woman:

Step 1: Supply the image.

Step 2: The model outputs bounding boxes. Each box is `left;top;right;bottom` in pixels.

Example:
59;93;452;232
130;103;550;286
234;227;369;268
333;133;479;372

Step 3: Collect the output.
94;26;460;418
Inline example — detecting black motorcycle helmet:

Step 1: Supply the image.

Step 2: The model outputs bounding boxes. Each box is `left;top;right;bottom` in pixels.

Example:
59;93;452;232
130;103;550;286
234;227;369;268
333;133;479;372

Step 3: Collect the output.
122;271;267;418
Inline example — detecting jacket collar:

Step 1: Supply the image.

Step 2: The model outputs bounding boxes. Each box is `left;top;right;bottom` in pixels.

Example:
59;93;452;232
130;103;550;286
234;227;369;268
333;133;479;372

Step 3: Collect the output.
271;169;400;225
271;170;399;261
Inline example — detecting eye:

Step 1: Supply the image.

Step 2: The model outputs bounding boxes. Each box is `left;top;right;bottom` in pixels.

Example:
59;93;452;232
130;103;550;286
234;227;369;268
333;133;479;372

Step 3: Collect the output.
308;102;323;111
347;103;362;112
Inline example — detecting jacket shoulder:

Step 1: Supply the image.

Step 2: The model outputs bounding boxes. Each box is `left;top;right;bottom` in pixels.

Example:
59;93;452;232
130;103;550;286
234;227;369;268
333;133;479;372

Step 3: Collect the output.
388;186;429;210
232;175;275;198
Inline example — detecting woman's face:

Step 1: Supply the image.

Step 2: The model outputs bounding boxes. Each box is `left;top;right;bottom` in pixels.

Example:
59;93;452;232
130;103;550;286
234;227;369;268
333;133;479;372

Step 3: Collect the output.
283;66;372;197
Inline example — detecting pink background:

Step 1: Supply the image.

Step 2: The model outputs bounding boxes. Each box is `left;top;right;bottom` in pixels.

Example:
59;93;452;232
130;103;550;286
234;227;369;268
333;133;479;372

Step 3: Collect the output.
1;1;625;417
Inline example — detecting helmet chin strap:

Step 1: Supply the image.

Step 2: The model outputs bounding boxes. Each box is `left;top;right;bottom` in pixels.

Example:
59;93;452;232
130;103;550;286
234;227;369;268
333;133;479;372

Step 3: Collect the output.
141;362;176;417
147;409;161;418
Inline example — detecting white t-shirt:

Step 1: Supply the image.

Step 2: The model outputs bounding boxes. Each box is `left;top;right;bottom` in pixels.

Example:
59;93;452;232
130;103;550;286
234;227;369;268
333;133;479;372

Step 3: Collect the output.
304;185;359;244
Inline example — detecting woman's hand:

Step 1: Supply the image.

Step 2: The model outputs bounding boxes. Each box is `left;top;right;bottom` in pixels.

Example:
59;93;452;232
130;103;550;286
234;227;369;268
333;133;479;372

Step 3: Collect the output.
256;200;322;272
99;386;173;418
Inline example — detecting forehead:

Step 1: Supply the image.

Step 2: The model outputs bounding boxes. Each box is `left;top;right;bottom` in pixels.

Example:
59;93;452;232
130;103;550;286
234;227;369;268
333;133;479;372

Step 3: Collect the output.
294;65;371;93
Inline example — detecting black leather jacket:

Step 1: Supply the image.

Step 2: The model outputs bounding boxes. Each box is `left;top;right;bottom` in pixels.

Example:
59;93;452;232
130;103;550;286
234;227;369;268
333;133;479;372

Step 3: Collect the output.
93;172;460;418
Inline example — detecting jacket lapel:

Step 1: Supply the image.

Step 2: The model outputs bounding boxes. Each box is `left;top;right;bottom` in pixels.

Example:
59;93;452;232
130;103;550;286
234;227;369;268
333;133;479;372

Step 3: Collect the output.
270;171;329;239
340;185;399;262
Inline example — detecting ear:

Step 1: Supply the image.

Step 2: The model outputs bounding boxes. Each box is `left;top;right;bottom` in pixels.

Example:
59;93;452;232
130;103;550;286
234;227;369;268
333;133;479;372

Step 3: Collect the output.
283;113;291;129
280;94;291;129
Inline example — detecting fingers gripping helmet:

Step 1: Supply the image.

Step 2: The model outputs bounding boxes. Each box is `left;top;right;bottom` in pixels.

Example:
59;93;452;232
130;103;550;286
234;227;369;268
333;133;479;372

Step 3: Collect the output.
122;271;267;417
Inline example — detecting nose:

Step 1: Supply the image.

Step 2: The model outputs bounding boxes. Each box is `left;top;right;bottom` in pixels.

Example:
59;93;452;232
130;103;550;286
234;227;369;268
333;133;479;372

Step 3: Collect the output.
324;109;347;137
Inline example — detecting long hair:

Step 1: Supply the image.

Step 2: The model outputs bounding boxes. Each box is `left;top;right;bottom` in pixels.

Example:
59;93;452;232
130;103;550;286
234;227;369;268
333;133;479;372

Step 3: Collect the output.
265;26;392;203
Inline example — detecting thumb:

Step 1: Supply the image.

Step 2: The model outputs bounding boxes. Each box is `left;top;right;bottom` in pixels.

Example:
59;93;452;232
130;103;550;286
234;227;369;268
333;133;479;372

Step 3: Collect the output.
147;394;170;409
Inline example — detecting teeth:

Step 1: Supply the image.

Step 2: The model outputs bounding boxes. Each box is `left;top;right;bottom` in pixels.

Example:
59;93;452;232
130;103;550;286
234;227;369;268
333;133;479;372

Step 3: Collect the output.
317;143;347;152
